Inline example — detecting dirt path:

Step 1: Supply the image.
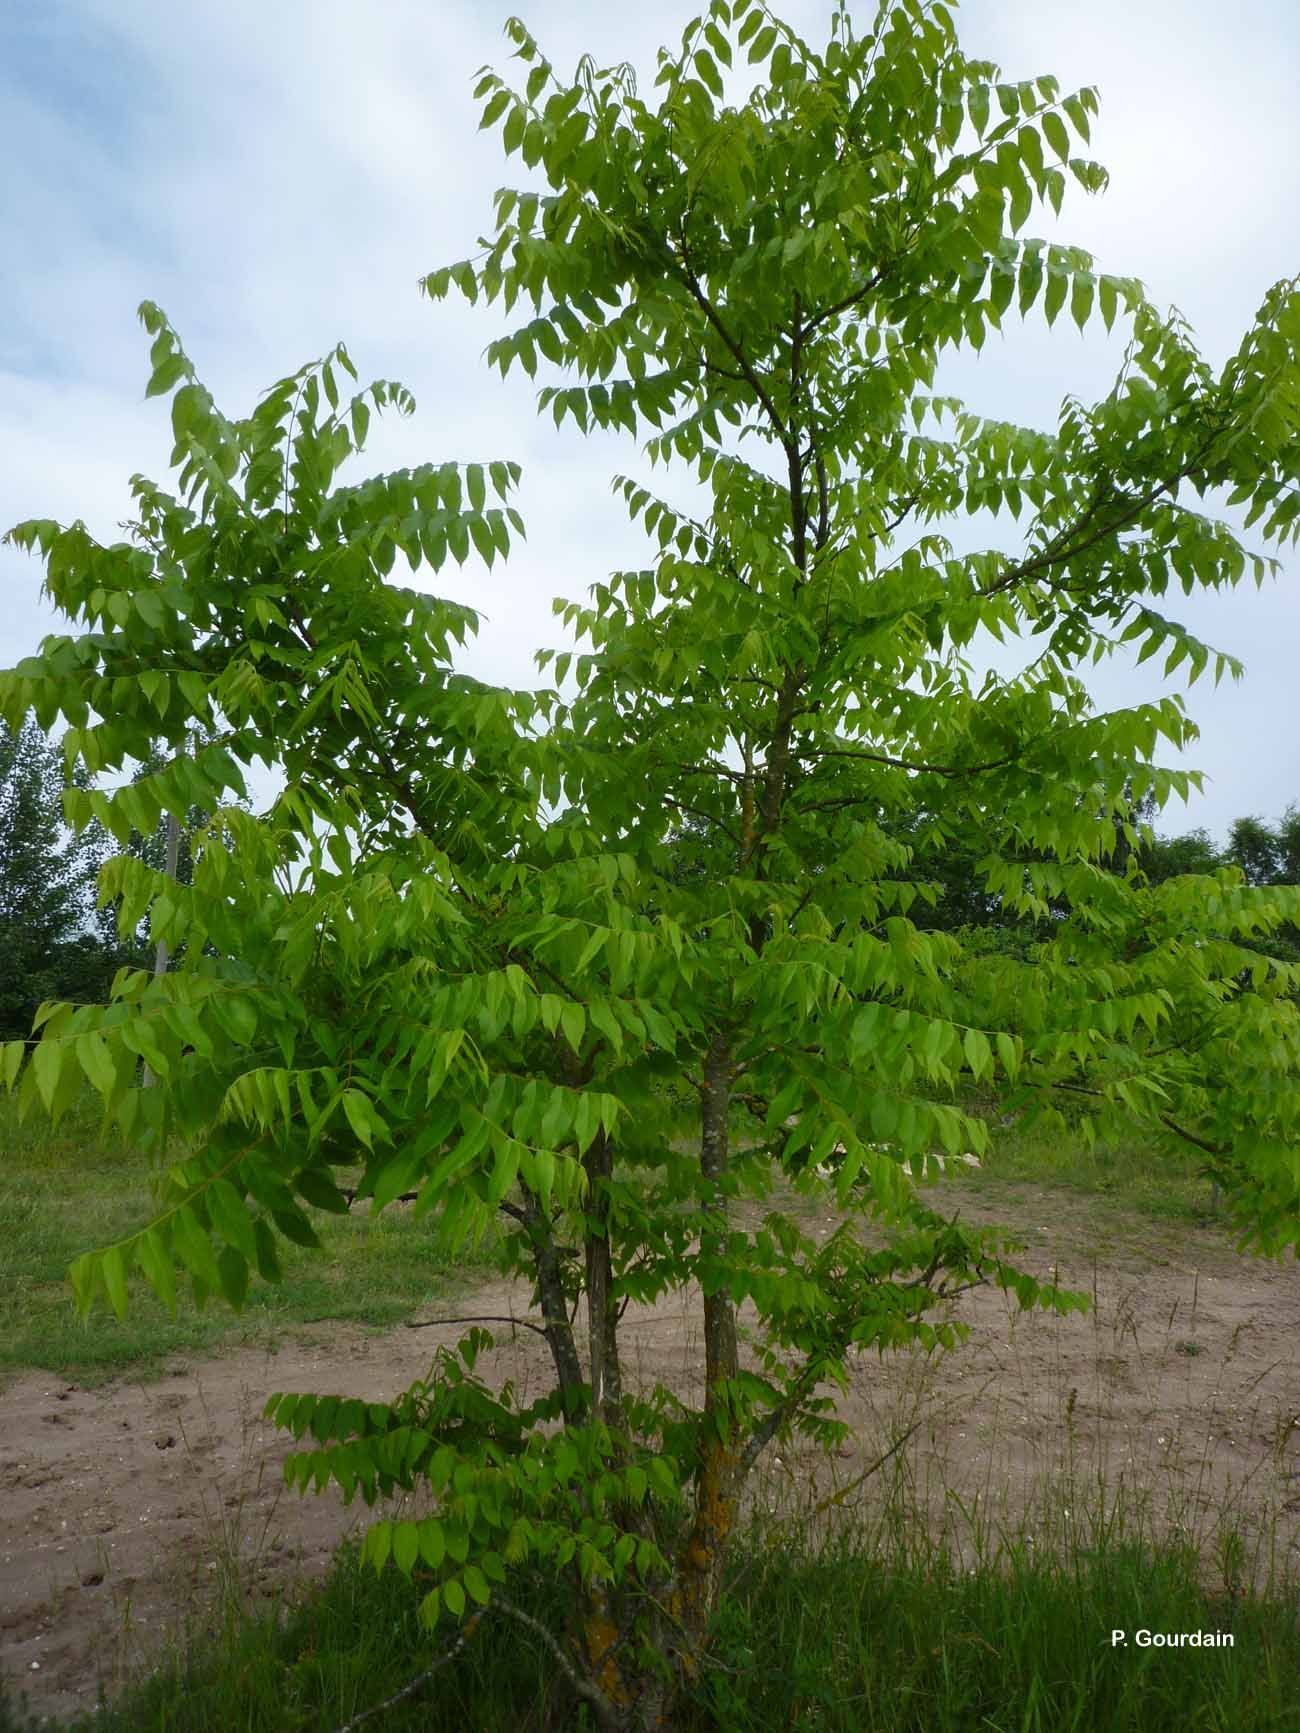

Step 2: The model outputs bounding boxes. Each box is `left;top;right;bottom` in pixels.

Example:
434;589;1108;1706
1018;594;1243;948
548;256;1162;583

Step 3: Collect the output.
4;1189;1299;1724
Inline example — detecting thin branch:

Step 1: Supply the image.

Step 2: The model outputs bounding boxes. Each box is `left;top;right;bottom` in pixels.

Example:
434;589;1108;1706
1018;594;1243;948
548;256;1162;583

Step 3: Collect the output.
404;1313;553;1340
331;1611;486;1733
1050;1079;1229;1160
675;245;789;442
801;266;889;337
702;358;748;385
981;425;1225;601
491;1596;616;1722
809;1416;929;1514
796;745;1019;779
669;758;747;785
788;298;808;575
814;451;830;551
786;793;878;817
811;1375;1001;1517
1160;1113;1229;1159
663;794;740;844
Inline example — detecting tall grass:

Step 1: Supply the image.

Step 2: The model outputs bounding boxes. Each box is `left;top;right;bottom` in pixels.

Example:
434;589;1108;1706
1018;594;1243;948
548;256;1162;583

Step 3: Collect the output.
5;1472;1297;1733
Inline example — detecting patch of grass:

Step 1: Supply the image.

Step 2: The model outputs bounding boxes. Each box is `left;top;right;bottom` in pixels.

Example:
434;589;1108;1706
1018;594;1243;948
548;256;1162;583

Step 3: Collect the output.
941;1116;1222;1236
693;1523;1300;1733
0;1089;493;1388
6;1517;1297;1733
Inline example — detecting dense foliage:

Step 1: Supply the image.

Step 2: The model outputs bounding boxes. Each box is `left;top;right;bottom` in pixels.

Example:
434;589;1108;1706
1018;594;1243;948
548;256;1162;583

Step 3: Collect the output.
3;2;1299;1724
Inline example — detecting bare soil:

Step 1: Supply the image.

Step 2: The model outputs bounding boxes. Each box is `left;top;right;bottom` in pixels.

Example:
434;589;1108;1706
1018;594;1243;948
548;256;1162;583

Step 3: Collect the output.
4;1183;1299;1724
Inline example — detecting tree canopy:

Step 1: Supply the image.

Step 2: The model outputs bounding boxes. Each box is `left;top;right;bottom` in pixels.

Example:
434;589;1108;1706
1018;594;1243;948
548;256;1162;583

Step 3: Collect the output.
3;2;1299;1724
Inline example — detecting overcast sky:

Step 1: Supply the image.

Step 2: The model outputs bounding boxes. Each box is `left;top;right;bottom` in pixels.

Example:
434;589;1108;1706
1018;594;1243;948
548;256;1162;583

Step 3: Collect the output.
2;0;1296;841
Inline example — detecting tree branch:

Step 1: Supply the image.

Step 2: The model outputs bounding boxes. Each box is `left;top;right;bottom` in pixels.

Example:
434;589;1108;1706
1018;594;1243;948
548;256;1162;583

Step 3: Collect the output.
1050;1079;1229;1160
801;266;889;337
980;425;1226;601
1159;1113;1229;1159
404;1313;553;1340
675;244;789;443
664;794;740;844
519;1181;586;1411
491;1596;616;1724
330;1611;486;1733
795;745;1018;779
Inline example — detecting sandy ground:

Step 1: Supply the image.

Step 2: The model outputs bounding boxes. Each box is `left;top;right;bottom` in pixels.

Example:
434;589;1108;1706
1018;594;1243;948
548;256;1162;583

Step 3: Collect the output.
4;1183;1299;1724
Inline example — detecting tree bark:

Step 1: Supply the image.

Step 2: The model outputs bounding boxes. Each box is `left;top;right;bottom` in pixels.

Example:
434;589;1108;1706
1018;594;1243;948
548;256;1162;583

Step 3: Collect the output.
584;1129;624;1426
674;1033;740;1647
519;1181;585;1415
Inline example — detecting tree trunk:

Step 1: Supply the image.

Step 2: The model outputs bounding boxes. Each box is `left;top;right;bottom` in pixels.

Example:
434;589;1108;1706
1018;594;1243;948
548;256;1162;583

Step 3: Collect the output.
584;1130;624;1425
520;1180;585;1414
674;1033;741;1652
563;1038;744;1731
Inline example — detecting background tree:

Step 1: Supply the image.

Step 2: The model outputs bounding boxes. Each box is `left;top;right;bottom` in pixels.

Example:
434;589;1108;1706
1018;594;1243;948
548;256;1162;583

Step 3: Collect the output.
110;732;250;969
0;716;116;1038
1224;807;1300;888
1138;823;1223;884
4;2;1300;1728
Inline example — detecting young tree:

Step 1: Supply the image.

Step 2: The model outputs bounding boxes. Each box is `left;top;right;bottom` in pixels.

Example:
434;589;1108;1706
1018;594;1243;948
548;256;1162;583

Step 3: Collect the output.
4;2;1300;1726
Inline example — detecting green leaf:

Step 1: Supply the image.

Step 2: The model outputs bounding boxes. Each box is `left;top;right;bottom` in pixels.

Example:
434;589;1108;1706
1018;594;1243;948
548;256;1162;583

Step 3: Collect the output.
1018;250;1044;315
1062;92;1091;143
694;48;724;98
32;1040;64;1113
559;1001;585;1054
963;1027;992;1082
1042;110;1070;162
173;1204;223;1291
146;355;187;399
217;1246;249;1310
295;1168;351;1214
748;24;777;62
101;1244;129;1320
419;1521;447;1570
342;1088;376;1150
208;1178;259;1260
1098;275;1118;332
0;1040;24;1090
1070;273;1094;331
76;1032;117;1098
393;1522;420;1577
480;90;510;129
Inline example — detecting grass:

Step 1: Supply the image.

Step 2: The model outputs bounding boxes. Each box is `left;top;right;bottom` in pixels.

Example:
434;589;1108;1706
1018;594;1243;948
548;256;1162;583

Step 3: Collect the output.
933;1114;1227;1247
4;1494;1298;1733
4;1091;1295;1729
0;1089;494;1388
7;1092;1210;1393
995;1128;1217;1218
